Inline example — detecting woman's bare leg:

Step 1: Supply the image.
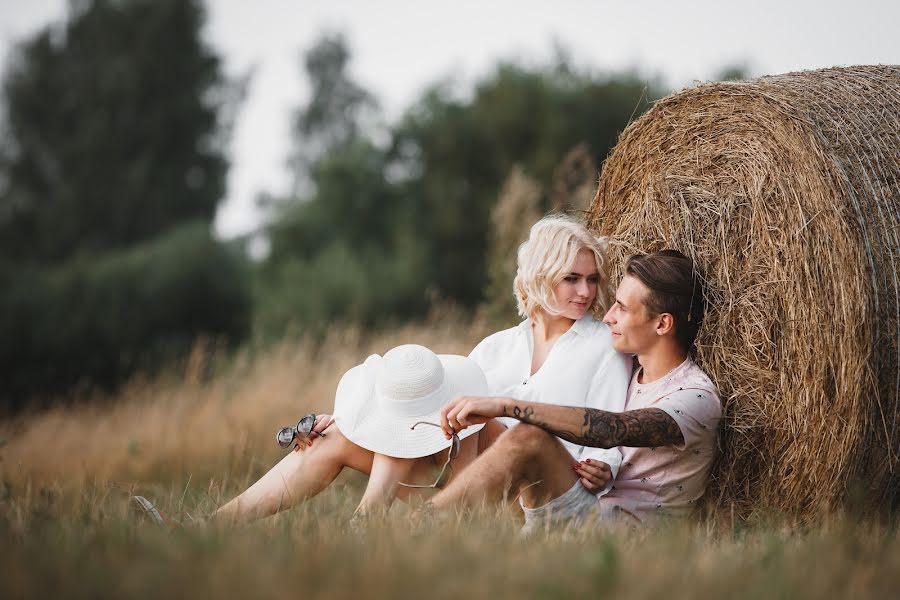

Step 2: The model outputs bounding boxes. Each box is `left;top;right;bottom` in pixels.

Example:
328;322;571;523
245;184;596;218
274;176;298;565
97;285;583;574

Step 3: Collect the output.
208;425;374;525
355;453;417;516
477;418;507;455
208;422;491;524
355;429;483;515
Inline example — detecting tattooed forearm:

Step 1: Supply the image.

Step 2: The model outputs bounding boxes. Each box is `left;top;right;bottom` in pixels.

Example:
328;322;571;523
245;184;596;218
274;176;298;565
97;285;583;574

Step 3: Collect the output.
580;408;684;448
502;404;536;423
502;402;584;444
505;401;683;449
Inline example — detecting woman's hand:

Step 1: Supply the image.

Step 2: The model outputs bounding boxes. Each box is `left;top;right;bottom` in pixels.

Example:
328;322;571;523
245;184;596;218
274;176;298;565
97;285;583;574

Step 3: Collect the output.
292;414;334;452
573;459;612;494
312;413;334;437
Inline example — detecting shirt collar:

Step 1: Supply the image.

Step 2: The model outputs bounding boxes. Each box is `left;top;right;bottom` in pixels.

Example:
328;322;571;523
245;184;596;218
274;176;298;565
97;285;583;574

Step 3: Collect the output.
517;314;595;337
569;314;595;337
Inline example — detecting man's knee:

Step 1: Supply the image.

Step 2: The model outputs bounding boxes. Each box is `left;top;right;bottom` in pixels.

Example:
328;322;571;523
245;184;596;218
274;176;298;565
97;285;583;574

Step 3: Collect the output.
501;423;556;456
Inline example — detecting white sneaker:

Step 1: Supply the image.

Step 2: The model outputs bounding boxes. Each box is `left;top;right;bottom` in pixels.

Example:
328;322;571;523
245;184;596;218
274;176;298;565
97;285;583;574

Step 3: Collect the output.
130;495;168;526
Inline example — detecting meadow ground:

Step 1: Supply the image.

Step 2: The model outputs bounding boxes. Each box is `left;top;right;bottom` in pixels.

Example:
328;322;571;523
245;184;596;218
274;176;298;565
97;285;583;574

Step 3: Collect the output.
2;313;899;599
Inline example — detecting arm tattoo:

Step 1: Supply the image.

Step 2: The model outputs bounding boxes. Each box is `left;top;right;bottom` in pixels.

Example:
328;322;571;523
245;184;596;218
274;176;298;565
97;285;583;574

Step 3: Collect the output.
509;405;684;449
512;405;534;422
580;408;684;448
501;404;536;422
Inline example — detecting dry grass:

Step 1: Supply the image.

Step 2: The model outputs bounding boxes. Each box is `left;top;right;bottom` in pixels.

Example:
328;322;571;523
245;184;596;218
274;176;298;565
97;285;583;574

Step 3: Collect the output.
587;65;900;519
1;315;899;598
0;308;491;492
3;482;900;599
485;166;542;325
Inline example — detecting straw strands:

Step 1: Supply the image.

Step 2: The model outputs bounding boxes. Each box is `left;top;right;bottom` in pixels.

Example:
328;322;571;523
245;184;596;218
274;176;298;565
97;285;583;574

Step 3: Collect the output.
586;65;900;518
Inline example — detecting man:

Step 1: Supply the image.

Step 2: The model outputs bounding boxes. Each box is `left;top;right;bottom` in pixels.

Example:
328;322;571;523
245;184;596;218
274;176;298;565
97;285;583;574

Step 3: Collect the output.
432;250;722;528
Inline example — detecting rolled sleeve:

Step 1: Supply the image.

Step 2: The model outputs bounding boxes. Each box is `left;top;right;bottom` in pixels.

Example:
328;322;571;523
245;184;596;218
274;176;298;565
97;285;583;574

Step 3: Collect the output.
655;389;722;450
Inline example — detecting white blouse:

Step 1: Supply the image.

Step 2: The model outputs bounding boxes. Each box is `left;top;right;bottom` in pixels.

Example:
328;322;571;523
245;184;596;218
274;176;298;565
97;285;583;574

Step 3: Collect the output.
468;315;633;493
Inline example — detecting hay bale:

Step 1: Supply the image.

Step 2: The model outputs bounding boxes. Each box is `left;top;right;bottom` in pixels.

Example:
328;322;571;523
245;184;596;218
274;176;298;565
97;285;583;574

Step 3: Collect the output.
586;65;900;518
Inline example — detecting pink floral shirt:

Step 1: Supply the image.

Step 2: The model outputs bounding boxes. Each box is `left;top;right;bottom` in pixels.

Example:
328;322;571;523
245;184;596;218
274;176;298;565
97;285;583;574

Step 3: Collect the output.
600;357;721;523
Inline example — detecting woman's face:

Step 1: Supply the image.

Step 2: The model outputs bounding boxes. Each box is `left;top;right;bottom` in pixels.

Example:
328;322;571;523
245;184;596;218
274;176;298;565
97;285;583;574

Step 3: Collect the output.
549;248;600;321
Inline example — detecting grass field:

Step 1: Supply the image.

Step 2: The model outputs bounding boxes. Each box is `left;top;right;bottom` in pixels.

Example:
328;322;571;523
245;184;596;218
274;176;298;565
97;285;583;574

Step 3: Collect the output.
2;314;900;599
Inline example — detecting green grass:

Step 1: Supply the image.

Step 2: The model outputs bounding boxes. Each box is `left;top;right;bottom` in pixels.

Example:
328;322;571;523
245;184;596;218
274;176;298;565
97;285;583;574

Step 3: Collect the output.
2;320;899;598
2;475;899;599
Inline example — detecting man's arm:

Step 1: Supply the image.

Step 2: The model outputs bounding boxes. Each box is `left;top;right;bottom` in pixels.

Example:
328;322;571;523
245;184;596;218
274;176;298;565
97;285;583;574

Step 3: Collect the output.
505;401;683;448
441;396;683;449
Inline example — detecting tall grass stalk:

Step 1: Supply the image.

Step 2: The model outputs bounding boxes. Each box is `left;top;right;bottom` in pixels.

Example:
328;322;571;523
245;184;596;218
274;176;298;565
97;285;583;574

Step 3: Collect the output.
2;315;899;598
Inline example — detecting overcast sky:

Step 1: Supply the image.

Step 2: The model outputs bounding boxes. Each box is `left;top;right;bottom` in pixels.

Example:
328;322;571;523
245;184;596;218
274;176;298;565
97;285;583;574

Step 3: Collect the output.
1;0;898;239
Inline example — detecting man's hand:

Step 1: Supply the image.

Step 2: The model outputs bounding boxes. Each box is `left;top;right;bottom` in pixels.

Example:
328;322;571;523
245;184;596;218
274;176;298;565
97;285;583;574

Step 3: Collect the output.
440;396;512;437
573;459;612;494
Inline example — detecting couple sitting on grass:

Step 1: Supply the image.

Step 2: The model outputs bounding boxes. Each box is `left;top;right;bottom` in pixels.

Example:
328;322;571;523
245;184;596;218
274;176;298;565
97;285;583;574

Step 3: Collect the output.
133;215;721;532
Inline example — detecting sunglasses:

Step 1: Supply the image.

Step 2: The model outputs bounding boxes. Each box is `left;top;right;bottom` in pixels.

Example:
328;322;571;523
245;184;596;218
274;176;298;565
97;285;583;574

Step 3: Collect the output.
398;421;460;489
276;413;326;450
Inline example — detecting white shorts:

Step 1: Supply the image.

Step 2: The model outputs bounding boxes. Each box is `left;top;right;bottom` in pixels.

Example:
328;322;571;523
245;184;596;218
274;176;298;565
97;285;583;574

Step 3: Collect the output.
519;480;625;535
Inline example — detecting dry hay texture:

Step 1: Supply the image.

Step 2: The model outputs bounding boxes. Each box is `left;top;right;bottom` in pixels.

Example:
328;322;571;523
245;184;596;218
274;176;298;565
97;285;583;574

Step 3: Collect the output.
586;65;900;519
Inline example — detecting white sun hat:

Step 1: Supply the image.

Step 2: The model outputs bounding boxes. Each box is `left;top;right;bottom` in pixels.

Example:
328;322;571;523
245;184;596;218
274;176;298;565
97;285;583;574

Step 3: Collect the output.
332;344;488;459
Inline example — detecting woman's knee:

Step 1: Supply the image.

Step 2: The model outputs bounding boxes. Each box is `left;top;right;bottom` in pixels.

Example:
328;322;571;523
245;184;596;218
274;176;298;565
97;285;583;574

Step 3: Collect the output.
317;424;374;470
476;419;507;454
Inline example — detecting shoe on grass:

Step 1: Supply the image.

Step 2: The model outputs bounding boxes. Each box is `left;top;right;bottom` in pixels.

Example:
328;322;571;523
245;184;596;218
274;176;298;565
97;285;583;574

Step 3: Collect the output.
130;495;173;527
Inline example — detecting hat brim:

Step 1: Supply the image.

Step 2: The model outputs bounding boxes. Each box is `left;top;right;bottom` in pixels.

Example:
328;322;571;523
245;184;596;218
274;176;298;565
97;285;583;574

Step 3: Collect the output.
333;354;487;459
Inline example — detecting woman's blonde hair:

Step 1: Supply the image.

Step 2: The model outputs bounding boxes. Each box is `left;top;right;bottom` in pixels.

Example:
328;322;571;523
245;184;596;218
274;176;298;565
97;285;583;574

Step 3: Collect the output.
513;214;612;322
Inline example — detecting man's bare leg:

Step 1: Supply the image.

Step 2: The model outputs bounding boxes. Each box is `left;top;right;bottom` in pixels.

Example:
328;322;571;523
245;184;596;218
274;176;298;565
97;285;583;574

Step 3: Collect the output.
208;425;374;524
429;424;579;511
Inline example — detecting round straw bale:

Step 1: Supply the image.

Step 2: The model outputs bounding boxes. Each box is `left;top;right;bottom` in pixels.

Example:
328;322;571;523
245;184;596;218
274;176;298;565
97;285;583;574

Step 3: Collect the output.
586;65;900;519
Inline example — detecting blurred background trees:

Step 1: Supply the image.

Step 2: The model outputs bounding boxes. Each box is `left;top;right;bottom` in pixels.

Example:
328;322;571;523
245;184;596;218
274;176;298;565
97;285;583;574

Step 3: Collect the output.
256;35;663;336
0;0;250;409
0;1;679;410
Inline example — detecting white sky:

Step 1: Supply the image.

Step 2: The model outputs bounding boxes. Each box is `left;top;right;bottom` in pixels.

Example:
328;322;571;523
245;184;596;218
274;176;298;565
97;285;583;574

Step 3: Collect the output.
1;0;898;239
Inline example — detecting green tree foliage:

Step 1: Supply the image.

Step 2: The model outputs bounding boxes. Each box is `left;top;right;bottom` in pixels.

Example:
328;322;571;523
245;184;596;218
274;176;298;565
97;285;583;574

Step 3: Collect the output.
286;32;378;195
0;0;228;263
260;37;662;336
715;64;751;82
391;62;660;306
257;34;427;337
0;0;250;408
0;223;251;405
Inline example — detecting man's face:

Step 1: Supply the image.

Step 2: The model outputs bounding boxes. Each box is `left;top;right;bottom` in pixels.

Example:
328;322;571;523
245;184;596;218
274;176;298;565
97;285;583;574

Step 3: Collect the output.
602;275;660;354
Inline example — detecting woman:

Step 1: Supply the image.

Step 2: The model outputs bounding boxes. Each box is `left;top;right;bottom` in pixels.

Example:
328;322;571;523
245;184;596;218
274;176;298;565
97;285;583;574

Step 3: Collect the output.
134;343;489;525
132;215;630;525
468;214;631;501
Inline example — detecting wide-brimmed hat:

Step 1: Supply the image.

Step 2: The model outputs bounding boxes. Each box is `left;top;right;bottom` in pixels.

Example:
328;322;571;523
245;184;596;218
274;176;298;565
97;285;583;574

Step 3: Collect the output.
332;344;487;459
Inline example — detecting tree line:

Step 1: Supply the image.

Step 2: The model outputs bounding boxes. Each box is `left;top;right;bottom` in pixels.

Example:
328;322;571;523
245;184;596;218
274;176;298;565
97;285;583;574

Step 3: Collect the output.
0;0;679;410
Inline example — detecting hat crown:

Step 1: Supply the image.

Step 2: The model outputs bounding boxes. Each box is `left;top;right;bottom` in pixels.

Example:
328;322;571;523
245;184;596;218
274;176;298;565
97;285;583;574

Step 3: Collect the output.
376;344;444;403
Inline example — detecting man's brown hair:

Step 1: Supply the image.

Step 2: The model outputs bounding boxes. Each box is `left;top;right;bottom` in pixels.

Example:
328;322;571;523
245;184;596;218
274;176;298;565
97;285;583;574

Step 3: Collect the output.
624;250;705;351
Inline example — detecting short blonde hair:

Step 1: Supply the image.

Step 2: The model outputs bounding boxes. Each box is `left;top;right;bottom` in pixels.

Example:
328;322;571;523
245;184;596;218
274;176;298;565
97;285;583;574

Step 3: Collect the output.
513;215;612;322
